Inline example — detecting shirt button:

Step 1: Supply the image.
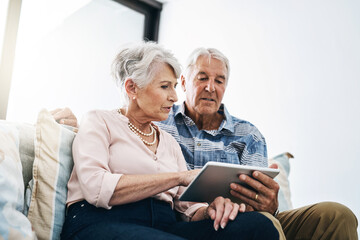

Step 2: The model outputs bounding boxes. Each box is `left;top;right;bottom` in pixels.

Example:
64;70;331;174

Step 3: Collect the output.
197;143;201;146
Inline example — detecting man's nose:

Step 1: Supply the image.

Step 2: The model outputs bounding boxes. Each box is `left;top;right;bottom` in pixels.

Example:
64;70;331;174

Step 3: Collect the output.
205;80;215;92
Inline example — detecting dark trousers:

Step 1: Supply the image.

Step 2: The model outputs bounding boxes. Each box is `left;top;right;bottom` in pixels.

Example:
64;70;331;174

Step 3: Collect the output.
61;198;279;240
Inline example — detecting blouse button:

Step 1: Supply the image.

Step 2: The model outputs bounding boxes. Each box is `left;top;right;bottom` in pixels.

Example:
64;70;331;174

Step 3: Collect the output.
154;156;158;161
197;143;201;146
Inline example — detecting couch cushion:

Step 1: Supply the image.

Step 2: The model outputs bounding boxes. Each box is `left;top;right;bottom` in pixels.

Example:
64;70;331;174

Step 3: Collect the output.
269;152;294;212
0;121;36;191
27;109;76;240
0;123;35;240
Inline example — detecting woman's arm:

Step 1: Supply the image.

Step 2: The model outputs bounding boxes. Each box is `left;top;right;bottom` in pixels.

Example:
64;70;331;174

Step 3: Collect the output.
109;170;198;206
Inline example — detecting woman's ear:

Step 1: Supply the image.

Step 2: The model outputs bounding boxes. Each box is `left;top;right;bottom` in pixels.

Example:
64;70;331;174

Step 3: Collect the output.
124;79;137;99
181;75;186;92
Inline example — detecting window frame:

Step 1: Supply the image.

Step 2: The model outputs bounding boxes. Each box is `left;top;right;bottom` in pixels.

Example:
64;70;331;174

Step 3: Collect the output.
112;0;162;41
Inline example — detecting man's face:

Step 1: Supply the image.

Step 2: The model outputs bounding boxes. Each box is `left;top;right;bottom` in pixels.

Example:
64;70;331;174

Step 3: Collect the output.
182;55;227;117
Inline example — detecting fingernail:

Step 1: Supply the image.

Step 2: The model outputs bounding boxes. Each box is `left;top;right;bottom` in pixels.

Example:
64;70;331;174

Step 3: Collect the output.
214;225;218;231
240;175;246;181
253;171;258;177
221;223;226;229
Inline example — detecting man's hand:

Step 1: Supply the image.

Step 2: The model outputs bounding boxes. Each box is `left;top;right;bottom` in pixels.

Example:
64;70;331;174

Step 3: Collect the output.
229;163;279;215
50;108;78;128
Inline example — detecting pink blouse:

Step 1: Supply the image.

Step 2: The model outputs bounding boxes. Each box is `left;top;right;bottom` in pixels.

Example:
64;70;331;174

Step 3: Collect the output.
66;109;206;220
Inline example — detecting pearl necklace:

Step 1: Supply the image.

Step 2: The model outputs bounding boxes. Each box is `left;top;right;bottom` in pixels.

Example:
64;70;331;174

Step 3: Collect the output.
128;121;155;137
118;108;157;146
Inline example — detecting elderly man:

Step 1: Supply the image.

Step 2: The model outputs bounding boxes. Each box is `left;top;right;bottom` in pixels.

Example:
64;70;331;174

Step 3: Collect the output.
55;47;358;239
157;47;357;239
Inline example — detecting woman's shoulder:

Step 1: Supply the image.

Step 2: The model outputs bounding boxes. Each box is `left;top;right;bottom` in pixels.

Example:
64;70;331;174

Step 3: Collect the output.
83;109;120;119
81;109;125;125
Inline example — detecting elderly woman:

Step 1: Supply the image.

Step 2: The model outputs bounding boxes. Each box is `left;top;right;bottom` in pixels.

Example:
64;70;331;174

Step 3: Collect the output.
60;42;279;240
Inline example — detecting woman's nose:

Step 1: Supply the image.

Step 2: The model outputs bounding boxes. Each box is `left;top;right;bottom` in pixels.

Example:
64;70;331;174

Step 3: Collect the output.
169;89;178;102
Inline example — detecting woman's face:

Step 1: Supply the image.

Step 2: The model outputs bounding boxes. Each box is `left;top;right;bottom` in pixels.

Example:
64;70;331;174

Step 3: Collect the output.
135;63;178;122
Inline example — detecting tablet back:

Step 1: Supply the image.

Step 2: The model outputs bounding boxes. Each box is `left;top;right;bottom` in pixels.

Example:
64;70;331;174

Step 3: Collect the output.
179;162;279;203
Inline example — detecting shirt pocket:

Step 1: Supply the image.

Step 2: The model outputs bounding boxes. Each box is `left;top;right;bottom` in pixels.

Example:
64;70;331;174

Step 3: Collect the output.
218;152;240;164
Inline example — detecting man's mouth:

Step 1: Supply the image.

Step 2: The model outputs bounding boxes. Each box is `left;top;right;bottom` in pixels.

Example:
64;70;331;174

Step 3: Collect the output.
200;98;215;102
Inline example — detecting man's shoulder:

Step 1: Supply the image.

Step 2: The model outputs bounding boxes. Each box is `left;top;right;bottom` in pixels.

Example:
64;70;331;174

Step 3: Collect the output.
225;113;265;140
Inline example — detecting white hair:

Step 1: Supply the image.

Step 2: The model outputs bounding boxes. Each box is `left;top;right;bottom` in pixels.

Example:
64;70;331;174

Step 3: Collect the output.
112;41;181;105
183;47;230;85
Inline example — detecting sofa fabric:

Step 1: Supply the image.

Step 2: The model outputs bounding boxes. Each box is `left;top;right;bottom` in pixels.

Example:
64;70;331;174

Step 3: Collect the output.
0;123;35;240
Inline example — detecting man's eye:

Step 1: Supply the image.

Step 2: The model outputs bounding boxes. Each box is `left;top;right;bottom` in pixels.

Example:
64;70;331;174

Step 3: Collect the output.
216;80;224;84
199;78;208;81
161;85;168;89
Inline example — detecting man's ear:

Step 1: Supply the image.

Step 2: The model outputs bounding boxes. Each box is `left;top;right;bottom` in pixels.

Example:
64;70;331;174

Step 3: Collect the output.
181;75;186;92
124;79;137;99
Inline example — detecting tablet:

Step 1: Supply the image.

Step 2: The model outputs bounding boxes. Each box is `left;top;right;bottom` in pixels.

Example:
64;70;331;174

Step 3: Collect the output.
179;161;280;204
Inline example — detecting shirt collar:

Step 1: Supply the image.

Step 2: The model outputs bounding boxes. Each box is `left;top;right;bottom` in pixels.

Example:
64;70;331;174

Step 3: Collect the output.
174;102;235;133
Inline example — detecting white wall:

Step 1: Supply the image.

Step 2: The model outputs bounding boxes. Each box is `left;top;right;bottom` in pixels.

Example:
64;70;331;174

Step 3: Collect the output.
7;0;144;123
159;0;360;229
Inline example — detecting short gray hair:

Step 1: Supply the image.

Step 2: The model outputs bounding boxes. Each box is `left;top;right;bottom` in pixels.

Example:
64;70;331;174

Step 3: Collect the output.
112;41;181;105
184;47;230;85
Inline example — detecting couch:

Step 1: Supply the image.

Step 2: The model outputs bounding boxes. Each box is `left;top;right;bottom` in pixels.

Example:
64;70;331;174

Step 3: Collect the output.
0;109;294;240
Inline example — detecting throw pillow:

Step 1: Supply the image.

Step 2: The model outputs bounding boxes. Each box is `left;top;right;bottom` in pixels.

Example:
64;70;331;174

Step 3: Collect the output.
0;123;35;240
27;109;76;240
269;152;294;212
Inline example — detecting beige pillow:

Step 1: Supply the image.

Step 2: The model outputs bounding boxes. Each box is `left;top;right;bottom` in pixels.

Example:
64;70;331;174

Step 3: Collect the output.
27;109;76;240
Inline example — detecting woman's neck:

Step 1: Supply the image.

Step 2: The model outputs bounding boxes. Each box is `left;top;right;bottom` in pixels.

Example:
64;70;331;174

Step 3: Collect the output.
120;107;153;134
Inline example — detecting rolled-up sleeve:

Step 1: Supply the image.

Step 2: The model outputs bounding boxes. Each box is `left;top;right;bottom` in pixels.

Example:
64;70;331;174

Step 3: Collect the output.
172;140;208;221
72;111;122;209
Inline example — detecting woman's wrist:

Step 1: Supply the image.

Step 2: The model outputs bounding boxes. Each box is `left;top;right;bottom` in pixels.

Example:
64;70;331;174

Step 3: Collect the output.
203;206;209;220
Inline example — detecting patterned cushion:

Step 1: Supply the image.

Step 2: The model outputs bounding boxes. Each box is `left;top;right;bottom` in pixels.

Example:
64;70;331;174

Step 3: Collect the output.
0;123;34;239
27;109;76;240
269;152;294;212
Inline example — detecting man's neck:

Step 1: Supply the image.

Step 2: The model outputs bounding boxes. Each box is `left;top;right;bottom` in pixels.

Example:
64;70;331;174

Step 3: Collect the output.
184;104;224;130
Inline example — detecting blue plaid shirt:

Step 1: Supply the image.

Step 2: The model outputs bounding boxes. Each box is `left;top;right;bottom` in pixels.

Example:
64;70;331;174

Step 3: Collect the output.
156;103;268;170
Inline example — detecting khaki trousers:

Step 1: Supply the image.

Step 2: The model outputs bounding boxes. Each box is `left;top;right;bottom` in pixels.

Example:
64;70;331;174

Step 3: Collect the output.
276;201;358;240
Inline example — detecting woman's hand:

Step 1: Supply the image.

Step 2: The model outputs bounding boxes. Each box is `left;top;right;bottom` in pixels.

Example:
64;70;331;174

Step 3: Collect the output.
206;197;240;231
179;169;201;186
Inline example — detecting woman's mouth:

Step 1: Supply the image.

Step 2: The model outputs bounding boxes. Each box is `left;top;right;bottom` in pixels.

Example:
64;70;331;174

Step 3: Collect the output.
162;106;172;112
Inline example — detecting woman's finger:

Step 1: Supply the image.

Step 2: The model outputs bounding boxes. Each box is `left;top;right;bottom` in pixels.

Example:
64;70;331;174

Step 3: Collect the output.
219;199;233;229
229;203;239;220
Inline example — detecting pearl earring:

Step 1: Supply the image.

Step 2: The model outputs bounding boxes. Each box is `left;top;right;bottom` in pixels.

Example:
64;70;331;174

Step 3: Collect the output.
132;96;136;100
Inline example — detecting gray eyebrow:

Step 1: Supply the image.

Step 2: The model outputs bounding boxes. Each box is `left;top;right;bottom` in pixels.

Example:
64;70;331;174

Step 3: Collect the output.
198;71;225;80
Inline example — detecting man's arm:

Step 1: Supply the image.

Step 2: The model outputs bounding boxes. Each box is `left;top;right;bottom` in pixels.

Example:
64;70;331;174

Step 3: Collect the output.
50;107;78;128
